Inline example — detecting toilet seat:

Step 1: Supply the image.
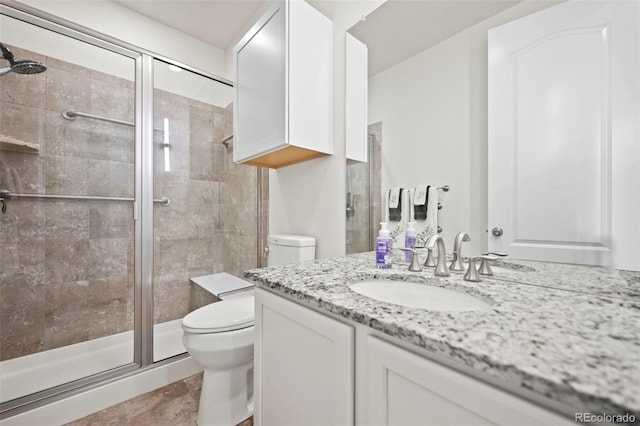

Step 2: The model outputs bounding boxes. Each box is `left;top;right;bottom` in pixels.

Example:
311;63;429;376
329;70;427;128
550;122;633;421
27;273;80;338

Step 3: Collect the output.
182;296;254;333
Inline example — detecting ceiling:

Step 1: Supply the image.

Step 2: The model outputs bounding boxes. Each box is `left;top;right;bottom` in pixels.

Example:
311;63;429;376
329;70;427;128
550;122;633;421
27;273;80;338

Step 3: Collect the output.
348;0;522;75
114;0;266;50
113;0;523;74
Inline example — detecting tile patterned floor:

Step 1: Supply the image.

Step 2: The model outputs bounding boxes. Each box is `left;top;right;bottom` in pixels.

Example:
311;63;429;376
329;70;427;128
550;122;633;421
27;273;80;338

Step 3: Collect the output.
65;373;253;426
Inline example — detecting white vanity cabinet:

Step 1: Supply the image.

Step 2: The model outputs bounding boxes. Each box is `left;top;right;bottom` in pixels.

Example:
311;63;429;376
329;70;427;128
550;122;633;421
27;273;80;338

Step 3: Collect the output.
254;288;354;426
345;33;368;163
233;0;332;169
255;287;574;426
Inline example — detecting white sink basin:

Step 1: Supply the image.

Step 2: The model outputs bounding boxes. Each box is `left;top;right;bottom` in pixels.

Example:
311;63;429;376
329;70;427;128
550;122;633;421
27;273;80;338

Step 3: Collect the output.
348;280;491;311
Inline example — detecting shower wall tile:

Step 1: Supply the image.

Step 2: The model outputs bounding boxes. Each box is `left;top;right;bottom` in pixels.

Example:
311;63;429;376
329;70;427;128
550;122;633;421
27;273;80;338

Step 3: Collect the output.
188;202;218;237
46;57;90;78
0;279;45;337
88;238;129;281
45;201;90;240
43;323;89;351
91;69;134;90
43;154;89;195
88;202;132;239
156;238;190;276
83;121;133;163
85;158;133;197
16;201;45;242
189;285;217;313
45;110;91;157
212;144;226;181
0;242;45;277
45;67;91;114
44;239;89;283
1;151;44;193
154;272;191;323
223;234;258;278
90;77;134;123
0;102;47;147
0;332;44;362
189;104;215;181
186;238;215;272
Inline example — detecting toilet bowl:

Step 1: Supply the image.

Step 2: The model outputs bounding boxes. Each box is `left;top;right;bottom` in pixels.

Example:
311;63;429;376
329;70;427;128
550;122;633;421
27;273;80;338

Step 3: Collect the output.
182;289;255;426
183;237;315;425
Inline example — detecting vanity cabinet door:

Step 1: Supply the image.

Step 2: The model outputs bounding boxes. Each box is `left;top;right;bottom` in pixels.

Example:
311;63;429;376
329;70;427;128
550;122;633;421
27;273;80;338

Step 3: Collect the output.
255;288;354;426
362;336;573;426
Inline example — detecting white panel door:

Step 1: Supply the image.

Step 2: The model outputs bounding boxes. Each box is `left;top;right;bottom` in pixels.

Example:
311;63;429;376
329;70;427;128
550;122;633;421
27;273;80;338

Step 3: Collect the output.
488;1;640;269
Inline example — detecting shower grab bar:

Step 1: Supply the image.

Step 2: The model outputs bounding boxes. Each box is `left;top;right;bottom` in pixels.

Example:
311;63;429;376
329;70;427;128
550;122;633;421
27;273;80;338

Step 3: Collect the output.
62;110;135;127
62;110;164;132
0;189;170;213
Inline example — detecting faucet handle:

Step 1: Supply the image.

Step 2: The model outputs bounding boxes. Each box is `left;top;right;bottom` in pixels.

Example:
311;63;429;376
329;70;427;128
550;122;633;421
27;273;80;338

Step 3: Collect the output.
464;257;483;282
423;247;437;267
399;248;422;272
477;255;498;276
483;251;508;257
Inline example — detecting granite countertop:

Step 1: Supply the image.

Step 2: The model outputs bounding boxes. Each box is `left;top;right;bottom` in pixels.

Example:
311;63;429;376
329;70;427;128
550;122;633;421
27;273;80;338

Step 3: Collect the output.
244;251;640;420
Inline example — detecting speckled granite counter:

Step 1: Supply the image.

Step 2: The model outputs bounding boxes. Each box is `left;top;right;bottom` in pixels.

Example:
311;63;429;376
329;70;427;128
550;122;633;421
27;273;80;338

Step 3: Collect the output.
245;252;640;420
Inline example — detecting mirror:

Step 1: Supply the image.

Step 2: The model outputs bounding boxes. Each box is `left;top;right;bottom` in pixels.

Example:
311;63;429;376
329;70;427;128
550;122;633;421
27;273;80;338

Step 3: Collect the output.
346;0;562;255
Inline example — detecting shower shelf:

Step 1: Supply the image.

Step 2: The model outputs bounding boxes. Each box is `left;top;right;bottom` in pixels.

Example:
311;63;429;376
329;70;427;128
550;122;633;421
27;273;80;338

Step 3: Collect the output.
0;135;39;154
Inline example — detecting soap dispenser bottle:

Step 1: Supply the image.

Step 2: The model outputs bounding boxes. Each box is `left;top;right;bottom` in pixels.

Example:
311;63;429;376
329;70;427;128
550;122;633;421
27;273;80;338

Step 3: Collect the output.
376;222;393;269
405;221;416;263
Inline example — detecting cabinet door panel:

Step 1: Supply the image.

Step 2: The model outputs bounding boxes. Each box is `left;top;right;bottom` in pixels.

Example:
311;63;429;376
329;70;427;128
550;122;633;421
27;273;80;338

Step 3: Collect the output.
345;33;368;162
234;3;287;163
364;336;572;426
255;288;354;426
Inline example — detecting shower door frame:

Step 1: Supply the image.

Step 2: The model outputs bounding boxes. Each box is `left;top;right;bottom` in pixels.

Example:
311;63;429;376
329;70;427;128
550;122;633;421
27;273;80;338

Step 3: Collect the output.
0;0;234;417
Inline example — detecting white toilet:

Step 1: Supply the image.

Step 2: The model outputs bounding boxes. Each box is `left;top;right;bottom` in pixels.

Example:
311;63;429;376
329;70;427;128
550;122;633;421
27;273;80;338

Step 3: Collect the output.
182;235;316;426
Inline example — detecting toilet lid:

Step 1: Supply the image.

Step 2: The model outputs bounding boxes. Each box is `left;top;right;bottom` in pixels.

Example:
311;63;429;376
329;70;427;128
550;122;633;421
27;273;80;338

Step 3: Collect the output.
182;296;254;333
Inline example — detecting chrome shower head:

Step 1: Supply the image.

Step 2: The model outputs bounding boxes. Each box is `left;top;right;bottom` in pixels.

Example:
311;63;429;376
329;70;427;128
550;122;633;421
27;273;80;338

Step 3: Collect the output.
0;43;46;76
10;60;47;74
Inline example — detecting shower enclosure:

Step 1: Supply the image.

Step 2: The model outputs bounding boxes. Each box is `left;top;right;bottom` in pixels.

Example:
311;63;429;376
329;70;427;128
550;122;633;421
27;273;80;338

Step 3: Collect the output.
0;3;266;417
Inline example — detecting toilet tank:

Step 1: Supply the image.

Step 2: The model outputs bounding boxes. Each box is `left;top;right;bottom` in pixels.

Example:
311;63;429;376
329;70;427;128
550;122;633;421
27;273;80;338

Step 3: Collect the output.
267;234;316;267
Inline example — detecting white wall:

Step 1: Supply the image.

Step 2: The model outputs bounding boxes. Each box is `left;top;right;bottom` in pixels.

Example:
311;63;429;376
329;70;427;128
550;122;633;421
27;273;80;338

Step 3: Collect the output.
369;1;560;255
16;0;228;78
265;0;384;259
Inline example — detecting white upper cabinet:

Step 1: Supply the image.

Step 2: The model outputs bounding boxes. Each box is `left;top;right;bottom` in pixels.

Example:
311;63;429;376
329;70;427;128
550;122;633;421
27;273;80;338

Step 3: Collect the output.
233;0;333;169
346;33;368;162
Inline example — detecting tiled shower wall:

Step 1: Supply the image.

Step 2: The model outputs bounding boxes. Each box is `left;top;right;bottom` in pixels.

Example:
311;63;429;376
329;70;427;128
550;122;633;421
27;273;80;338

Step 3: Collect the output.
0;46;267;361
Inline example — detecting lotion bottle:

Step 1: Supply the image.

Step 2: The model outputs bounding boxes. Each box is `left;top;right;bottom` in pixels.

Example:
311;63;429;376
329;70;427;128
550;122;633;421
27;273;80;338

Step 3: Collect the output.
376;222;392;269
405;221;416;263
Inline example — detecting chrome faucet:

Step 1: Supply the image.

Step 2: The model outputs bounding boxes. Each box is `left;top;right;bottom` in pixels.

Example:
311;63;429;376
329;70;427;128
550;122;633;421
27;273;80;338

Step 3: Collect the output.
426;234;449;277
450;232;471;271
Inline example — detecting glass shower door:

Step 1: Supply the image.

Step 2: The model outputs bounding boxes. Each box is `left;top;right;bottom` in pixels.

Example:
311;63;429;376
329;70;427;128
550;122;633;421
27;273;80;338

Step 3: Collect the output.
151;59;234;361
0;13;138;404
